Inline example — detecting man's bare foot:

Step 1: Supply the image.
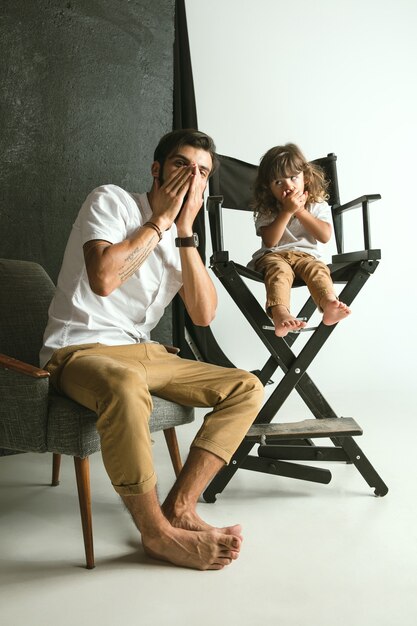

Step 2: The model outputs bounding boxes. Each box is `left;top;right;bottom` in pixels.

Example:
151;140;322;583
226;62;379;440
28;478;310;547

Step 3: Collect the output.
142;525;241;570
271;305;306;337
162;501;243;539
322;299;351;325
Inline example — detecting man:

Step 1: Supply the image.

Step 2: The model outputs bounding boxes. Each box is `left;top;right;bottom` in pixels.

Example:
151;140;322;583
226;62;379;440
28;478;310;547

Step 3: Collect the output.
40;129;264;570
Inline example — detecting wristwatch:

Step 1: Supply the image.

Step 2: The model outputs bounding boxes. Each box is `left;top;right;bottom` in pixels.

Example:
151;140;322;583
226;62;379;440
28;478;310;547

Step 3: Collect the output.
175;233;199;248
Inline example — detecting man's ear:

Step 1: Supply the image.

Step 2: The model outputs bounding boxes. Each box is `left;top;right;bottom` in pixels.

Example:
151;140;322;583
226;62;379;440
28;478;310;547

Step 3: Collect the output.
151;161;161;179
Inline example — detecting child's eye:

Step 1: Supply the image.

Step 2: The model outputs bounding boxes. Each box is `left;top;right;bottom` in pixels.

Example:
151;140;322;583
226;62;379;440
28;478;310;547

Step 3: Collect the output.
274;180;282;186
291;175;298;181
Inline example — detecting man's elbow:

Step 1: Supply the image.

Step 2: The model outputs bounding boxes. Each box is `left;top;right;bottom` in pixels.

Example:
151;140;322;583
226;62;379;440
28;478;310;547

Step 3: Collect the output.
192;309;216;327
88;274;115;297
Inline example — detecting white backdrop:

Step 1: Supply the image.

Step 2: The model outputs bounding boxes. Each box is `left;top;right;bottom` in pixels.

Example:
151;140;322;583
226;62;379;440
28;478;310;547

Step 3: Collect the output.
186;0;417;397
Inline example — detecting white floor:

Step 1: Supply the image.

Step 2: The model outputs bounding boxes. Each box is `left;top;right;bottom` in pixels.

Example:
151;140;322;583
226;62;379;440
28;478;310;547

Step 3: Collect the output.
1;388;416;626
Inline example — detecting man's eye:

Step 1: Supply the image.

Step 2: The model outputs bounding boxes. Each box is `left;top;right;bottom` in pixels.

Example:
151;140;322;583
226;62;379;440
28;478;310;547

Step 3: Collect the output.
175;160;186;167
200;169;208;178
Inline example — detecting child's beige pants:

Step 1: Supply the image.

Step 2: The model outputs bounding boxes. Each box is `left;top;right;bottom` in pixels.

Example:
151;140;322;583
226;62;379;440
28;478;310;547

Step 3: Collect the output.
46;342;264;496
255;250;334;314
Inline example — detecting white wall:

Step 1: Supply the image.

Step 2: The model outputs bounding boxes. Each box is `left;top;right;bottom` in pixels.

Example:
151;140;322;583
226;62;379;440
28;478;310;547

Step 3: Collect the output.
186;0;417;396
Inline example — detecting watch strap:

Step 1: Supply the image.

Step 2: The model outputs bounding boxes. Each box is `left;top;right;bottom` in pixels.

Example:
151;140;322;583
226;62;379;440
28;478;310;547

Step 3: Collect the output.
175;233;199;247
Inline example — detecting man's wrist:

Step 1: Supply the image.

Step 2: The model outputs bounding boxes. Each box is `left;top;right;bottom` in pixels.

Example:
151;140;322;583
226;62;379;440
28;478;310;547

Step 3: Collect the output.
175;227;194;238
150;214;172;232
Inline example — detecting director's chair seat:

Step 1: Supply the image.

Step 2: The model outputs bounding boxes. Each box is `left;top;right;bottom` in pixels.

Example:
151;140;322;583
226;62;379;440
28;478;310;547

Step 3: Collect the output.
203;152;388;501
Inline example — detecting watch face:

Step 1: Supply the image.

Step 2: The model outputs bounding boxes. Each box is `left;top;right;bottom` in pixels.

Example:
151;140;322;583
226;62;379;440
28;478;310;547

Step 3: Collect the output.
193;233;199;246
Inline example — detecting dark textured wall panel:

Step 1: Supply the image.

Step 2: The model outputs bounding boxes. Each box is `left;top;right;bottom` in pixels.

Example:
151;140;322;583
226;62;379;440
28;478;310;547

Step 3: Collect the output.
0;0;174;281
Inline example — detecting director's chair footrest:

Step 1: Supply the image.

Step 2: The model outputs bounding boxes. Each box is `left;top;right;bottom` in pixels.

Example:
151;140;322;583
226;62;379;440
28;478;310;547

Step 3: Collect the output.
246;417;362;443
241;455;332;484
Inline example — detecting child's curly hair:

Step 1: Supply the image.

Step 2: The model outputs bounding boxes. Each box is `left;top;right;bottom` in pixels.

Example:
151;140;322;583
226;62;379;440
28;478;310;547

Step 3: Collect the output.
252;143;329;219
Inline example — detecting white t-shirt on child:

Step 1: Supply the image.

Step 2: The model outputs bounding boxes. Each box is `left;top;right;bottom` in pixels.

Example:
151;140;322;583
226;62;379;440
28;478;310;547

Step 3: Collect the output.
248;201;332;269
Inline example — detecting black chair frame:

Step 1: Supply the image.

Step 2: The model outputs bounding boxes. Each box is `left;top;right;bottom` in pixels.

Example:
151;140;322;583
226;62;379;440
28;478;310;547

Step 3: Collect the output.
203;153;388;502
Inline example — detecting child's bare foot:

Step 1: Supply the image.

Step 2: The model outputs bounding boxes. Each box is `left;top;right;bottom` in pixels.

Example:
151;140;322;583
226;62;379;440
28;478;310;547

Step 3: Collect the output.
271;305;306;337
142;525;242;570
322;299;351;325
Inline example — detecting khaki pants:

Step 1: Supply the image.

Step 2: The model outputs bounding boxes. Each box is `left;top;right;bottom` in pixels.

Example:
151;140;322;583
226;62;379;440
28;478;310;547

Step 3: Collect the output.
47;342;264;495
255;250;334;314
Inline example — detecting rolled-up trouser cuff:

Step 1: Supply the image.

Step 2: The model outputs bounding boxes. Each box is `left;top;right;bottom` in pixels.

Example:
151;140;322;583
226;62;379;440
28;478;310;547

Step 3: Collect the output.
112;471;157;496
191;437;235;465
266;299;290;316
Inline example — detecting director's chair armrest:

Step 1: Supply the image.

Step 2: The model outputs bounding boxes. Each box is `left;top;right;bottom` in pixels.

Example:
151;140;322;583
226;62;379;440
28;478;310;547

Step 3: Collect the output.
331;249;381;264
332;194;381;254
334;194;381;214
0;353;50;452
207;195;226;257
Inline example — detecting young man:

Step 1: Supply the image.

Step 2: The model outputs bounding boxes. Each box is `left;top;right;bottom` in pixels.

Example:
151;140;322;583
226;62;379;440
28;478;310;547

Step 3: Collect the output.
40;129;264;570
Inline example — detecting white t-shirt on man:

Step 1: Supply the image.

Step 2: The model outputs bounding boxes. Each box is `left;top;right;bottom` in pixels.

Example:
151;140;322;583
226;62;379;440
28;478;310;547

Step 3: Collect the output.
40;185;182;367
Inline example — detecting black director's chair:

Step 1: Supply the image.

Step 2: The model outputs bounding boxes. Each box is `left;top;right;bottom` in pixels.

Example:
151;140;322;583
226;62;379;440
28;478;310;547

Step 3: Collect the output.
203;153;388;502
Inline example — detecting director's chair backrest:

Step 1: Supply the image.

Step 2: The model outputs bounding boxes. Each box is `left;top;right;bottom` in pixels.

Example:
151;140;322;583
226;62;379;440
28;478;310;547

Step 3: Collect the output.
209;152;342;251
209;154;257;211
210;153;341;209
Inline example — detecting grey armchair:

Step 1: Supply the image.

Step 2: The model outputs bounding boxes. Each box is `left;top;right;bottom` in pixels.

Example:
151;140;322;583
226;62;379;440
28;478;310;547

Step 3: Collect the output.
0;258;195;568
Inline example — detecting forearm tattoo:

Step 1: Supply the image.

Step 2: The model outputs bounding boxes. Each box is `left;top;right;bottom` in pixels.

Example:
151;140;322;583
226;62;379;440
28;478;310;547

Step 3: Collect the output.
118;236;156;282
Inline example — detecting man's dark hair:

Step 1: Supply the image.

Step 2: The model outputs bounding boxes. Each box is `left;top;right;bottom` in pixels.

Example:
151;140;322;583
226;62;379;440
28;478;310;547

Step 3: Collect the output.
153;129;218;176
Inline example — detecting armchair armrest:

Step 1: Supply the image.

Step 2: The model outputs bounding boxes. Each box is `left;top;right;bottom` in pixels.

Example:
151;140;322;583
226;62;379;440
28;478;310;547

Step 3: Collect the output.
0;353;50;378
332;194;381;254
0;353;49;453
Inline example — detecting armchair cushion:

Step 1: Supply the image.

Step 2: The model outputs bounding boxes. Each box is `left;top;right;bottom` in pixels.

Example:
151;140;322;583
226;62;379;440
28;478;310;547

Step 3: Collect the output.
46;391;194;458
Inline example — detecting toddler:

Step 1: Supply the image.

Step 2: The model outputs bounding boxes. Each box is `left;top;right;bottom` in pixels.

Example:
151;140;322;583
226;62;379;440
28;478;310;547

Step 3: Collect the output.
249;143;350;337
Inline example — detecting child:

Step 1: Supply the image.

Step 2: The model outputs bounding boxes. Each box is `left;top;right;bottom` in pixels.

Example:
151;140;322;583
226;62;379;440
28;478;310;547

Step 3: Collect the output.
249;143;351;337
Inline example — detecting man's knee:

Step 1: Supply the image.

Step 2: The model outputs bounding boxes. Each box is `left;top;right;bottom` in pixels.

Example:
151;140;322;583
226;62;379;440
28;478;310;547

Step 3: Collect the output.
238;369;263;389
99;367;152;415
242;370;264;401
227;369;264;406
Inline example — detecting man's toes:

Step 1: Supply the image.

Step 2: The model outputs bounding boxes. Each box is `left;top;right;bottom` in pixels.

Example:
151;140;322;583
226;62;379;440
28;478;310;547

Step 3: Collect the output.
219;547;239;560
221;524;243;539
208;562;225;571
215;557;233;567
221;534;241;551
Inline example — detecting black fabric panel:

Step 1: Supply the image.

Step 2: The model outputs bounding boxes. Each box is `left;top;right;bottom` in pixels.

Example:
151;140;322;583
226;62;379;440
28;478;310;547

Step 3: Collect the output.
172;0;234;367
0;0;175;283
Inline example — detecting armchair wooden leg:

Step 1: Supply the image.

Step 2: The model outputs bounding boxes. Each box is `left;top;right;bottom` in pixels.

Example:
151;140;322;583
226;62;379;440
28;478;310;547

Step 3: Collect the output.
51;453;61;486
73;456;95;569
163;427;183;477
